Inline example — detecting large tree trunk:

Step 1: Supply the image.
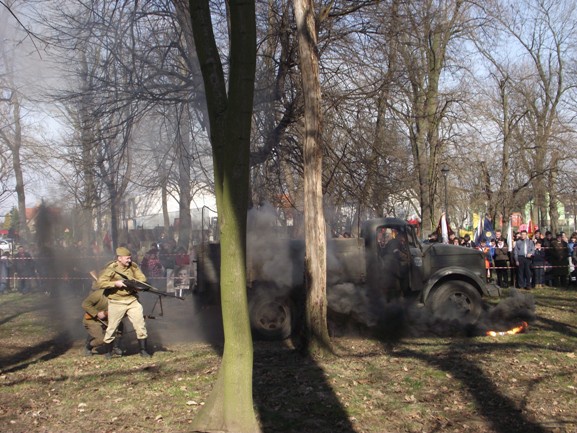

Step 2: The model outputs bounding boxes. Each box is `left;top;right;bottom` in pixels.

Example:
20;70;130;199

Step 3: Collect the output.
293;0;331;357
184;0;260;431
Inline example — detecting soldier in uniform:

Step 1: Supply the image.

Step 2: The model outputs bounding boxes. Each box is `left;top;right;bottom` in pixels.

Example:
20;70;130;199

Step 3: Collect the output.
96;246;152;358
379;228;410;302
81;287;123;356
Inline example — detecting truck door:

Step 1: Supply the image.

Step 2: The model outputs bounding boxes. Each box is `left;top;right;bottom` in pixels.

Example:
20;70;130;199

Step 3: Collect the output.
406;226;425;294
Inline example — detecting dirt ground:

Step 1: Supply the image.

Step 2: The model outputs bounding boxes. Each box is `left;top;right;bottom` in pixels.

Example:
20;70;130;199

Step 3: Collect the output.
1;286;577;433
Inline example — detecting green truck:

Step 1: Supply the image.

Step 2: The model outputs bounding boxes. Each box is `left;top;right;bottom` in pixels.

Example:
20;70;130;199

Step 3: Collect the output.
195;217;502;340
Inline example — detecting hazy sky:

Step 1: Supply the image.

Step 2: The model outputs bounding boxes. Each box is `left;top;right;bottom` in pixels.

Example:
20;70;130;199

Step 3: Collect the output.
0;1;70;217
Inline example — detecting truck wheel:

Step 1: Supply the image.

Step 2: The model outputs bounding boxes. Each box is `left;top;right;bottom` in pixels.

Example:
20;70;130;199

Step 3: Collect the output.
428;281;482;323
249;297;292;340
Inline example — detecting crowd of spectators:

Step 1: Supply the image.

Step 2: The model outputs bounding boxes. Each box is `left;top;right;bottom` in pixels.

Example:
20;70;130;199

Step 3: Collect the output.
0;235;196;296
427;228;577;289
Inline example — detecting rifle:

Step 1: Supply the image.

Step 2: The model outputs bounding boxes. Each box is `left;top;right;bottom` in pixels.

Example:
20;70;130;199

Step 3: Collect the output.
114;270;185;301
84;311;108;327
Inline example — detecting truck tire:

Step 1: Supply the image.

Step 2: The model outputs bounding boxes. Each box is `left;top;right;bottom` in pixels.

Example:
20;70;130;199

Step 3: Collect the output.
249;297;292;340
428;281;482;323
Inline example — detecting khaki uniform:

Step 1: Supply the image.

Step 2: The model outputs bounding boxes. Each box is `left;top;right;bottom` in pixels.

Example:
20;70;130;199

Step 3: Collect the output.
96;261;148;344
81;288;109;349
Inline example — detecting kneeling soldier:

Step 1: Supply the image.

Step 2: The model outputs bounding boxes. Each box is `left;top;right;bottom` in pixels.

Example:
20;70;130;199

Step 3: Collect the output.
81;287;123;356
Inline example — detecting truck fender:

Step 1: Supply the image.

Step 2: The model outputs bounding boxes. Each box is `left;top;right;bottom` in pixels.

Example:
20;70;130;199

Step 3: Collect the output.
421;266;485;303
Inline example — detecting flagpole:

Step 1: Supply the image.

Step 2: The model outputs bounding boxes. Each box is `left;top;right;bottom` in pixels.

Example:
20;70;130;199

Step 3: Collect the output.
507;216;514;252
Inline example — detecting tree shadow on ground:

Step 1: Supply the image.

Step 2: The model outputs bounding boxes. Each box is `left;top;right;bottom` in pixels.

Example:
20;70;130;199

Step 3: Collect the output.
534;314;577;337
392;343;553;433
0;330;73;374
253;342;357;433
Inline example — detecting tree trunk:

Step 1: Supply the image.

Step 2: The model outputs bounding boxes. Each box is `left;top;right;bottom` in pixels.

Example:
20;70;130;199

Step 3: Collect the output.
183;0;260;431
293;0;331;357
78;51;97;249
9;92;29;242
548;153;560;235
162;180;170;234
177;106;193;250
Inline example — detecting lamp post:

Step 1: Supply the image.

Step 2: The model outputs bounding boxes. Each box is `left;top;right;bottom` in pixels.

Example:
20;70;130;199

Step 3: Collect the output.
441;164;449;215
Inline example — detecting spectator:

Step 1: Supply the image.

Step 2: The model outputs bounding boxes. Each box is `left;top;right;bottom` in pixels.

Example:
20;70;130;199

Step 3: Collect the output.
514;230;534;290
568;233;577;254
542;231;554;262
0;251;11;294
141;245;163;278
494;238;509;288
174;246;190;267
550;233;569;287
571;244;577;284
159;242;176;277
478;239;495;281
568;234;577;277
495;230;505;244
532;230;542;245
13;245;36;294
461;234;475;248
532;241;547;289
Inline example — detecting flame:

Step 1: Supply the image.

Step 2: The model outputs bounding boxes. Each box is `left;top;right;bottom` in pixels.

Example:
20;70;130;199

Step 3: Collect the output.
486;321;528;337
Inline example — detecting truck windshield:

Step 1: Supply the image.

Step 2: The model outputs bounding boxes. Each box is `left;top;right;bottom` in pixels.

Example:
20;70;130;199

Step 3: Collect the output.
376;225;414;251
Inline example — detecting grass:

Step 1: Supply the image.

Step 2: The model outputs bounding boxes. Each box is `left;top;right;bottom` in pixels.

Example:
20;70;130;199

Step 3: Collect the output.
1;286;577;432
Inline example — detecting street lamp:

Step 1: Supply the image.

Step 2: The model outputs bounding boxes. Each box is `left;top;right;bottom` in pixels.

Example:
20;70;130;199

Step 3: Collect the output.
441;164;450;215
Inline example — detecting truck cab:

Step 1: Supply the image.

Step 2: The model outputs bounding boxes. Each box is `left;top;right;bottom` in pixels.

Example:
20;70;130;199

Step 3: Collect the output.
362;218;501;321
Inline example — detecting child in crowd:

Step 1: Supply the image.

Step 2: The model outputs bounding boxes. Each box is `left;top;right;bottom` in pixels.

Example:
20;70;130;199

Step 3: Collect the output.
532;240;547;289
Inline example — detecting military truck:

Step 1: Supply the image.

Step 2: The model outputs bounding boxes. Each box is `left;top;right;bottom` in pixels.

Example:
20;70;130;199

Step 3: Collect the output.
195;217;501;340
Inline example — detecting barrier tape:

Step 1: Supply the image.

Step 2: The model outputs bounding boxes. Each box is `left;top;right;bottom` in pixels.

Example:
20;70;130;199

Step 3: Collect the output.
3;274;180;281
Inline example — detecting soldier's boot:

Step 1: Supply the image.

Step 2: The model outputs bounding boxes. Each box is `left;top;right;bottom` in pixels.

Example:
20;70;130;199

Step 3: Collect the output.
84;337;93;357
104;342;114;359
138;339;152;358
112;338;123;356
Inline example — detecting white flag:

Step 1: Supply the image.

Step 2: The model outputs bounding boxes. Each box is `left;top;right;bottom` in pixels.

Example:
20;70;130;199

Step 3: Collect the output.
441;213;449;244
507;218;514;252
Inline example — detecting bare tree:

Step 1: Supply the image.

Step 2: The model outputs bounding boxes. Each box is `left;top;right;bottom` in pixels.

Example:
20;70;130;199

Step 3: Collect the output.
0;1;35;241
179;0;261;431
292;0;331;356
0;89;29;239
466;0;577;232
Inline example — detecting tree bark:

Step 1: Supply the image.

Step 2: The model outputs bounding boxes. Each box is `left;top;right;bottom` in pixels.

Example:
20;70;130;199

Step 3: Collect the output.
182;0;260;431
176;106;193;250
3;91;29;241
293;0;331;357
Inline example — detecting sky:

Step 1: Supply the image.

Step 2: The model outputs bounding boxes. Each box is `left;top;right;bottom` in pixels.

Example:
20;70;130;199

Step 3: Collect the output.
0;1;72;217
